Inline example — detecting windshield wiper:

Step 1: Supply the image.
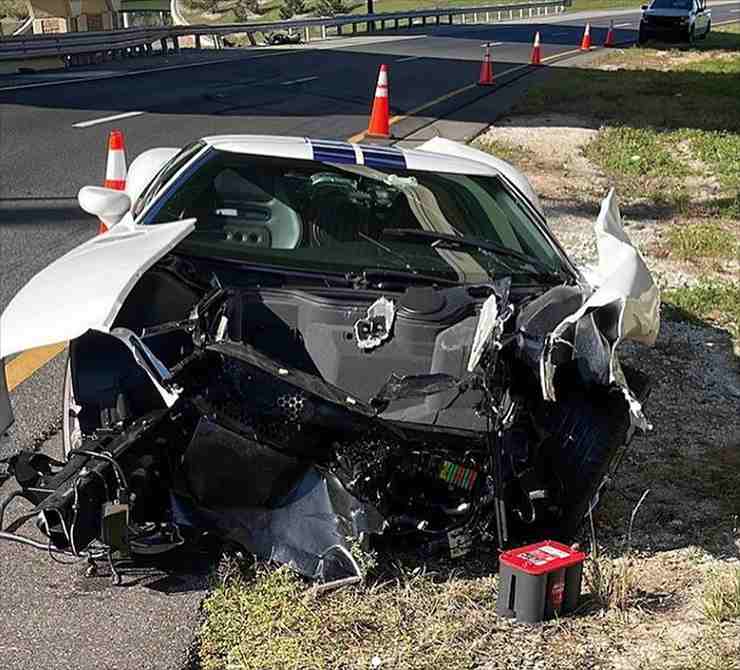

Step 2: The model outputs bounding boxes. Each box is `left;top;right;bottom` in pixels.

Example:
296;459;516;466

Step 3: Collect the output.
346;268;459;289
382;228;571;284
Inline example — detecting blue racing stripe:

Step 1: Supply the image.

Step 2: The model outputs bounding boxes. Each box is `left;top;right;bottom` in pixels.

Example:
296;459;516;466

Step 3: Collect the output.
310;140;357;165
361;147;406;170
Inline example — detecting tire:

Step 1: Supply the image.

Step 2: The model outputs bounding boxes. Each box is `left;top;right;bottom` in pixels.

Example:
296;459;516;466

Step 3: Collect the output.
687;26;696;45
638;27;648;45
62;357;83;457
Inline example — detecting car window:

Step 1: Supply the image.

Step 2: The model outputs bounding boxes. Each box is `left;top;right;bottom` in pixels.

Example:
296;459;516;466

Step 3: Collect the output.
142;152;569;283
650;0;692;9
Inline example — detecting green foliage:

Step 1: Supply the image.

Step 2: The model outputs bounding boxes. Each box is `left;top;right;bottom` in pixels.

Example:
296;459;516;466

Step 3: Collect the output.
667;223;738;262
0;0;27;19
313;0;347;16
585;127;688;179
663;280;740;339
279;0;307;19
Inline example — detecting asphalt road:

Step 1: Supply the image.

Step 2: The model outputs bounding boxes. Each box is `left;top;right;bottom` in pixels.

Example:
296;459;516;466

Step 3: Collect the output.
1;4;739;667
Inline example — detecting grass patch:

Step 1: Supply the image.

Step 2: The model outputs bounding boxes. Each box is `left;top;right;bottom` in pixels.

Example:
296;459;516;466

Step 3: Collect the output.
585;553;640;611
702;567;740;623
200;562;499;670
475;137;538;171
667;223;739;262
663;280;740;338
585;126;688;179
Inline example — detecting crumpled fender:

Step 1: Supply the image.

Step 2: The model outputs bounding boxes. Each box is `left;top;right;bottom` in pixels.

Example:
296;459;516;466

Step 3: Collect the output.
0;219;195;361
540;189;660;424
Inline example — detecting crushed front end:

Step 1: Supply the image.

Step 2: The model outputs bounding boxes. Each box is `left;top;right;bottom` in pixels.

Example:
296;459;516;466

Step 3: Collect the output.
0;190;658;583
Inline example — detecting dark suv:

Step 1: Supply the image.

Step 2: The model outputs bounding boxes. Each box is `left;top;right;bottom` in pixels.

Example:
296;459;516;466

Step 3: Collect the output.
639;0;711;44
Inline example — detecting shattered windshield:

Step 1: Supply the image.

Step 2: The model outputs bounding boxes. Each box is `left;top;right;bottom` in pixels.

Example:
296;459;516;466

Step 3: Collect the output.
141;151;569;284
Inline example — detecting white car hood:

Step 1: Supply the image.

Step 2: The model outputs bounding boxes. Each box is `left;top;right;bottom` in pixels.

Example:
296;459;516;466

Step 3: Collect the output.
0;220;195;360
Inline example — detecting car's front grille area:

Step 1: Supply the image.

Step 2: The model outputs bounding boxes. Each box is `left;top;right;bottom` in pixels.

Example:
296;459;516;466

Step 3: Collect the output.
646;15;684;26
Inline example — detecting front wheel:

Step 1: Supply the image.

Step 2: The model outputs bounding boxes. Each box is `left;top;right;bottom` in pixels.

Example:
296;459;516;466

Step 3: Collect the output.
687;26;696;45
638;26;649;44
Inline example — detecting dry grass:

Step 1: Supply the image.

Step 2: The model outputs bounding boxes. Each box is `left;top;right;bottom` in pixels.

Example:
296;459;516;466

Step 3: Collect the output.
702;566;740;623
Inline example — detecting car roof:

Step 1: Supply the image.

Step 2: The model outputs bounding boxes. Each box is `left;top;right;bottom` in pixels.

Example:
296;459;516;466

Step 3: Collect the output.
200;135;502;178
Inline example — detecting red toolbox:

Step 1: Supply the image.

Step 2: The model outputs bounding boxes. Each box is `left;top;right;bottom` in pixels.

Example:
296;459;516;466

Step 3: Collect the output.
496;540;586;623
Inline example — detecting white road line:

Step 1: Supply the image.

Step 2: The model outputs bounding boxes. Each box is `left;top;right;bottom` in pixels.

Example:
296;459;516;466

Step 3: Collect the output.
72;110;145;128
396;55;421;62
479;42;504;47
615;22;633;27
731;8;740;11
280;75;318;85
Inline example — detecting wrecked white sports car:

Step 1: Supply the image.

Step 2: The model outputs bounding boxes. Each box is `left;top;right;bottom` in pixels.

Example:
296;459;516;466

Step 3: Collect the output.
0;136;659;582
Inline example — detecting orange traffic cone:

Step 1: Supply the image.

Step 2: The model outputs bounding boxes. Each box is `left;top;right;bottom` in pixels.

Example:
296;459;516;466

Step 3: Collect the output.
100;129;127;233
604;20;615;47
580;23;592;50
530;31;542;65
478;43;495;86
367;64;390;138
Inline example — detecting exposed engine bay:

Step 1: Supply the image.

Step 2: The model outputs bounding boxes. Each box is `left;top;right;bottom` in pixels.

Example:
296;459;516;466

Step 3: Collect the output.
0;184;659;584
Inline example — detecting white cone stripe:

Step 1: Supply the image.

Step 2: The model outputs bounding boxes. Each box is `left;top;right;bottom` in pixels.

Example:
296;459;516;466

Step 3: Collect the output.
584;23;591;36
374;88;388;98
534;32;540;46
377;70;388;86
106;150;127;180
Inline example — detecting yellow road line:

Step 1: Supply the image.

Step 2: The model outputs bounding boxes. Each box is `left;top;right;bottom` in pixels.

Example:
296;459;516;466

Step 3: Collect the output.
5;342;67;392
348;46;586;143
3;42;593;392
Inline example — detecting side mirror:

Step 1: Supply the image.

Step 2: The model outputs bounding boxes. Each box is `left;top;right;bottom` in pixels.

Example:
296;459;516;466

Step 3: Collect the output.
78;186;131;229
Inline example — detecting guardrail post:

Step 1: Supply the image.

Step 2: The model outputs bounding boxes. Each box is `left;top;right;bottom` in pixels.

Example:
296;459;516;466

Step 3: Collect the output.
436;15;440;24
408;17;412;27
473;11;477;22
321;25;327;39
172;35;180;52
352;22;357;34
394;18;399;29
485;11;490;21
160;38;168;55
145;43;153;56
195;33;202;49
337;24;342;35
304;26;310;42
381;19;385;29
448;13;453;23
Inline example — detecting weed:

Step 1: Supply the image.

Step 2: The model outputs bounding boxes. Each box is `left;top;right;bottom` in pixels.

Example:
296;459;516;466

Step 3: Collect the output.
475;137;534;167
663;280;740;338
702;567;740;623
586;127;688;179
667;223;738;261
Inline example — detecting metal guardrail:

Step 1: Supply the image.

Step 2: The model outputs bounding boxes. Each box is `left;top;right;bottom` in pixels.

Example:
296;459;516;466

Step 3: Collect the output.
0;0;569;62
